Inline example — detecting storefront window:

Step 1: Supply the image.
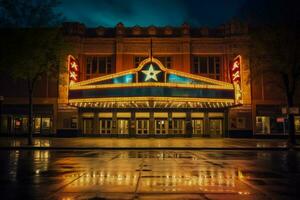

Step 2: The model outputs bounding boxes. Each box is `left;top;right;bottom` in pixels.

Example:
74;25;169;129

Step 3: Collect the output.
42;117;51;131
1;115;9;133
34;117;41;133
256;116;270;134
295;117;300;134
14;116;28;133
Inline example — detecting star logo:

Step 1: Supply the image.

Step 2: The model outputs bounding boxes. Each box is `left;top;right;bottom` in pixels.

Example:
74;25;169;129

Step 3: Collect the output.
142;64;161;81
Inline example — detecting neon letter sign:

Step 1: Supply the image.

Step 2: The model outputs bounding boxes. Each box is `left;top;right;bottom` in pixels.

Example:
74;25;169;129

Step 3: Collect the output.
68;55;79;85
230;55;243;104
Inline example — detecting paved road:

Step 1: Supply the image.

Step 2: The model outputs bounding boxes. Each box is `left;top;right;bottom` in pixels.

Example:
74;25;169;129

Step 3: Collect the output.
0;149;299;199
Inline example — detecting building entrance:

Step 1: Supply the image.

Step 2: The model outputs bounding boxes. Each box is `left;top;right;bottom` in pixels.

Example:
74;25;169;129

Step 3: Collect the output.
155;119;168;135
192;119;204;135
136;119;149;135
83;118;93;134
79;111;225;137
99;119;113;134
209;119;223;137
117;119;129;135
169;119;185;134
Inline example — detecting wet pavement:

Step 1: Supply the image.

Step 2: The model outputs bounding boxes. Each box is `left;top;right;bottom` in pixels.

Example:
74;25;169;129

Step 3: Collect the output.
0;137;298;149
0;149;300;200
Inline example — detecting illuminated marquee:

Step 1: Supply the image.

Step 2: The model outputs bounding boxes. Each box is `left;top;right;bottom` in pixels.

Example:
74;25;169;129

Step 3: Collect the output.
230;55;243;104
68;55;79;85
68;57;237;108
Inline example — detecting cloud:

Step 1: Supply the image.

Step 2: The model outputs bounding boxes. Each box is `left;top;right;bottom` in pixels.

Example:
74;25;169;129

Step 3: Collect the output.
57;0;245;27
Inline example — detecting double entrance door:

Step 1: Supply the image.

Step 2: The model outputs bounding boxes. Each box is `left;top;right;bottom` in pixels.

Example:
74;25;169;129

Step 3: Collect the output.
192;118;223;137
117;119;129;135
83;118;93;134
82;113;223;137
136;119;149;135
83;118;129;135
209;119;223;137
155;119;168;135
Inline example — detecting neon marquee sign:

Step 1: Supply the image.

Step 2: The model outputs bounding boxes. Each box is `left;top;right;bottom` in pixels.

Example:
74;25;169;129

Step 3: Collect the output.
230;55;243;104
68;55;79;85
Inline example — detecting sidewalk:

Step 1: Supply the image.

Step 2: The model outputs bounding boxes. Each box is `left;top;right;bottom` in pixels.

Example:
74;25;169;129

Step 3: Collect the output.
0;137;299;150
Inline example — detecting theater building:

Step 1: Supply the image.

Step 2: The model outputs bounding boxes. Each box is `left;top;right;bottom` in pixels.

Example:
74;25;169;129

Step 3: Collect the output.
1;21;299;137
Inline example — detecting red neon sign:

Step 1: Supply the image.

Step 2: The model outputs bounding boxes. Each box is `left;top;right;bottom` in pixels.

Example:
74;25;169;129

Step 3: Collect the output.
230;55;243;104
68;55;79;85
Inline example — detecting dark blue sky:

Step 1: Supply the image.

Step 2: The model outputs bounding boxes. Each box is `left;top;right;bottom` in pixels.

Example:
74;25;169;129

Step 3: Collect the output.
57;0;246;27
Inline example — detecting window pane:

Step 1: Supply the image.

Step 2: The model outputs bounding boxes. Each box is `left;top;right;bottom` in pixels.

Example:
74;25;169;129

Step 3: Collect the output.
135;56;146;68
216;63;220;74
209;57;214;73
86;57;91;74
107;64;112;73
92;57;97;73
42;118;51;129
98;57;106;73
194;63;199;73
200;57;207;73
193;56;198;63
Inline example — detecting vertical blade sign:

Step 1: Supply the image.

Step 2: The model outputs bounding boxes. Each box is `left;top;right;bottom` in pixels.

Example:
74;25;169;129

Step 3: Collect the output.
230;55;243;104
68;55;79;85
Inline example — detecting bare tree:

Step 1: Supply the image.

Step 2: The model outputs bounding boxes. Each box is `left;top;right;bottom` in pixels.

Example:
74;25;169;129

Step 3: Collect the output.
239;0;300;146
0;0;68;145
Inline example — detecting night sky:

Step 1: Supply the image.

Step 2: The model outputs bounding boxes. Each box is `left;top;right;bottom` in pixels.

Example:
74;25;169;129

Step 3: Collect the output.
57;0;246;27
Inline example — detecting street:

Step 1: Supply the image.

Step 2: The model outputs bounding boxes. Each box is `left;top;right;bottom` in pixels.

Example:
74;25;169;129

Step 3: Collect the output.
0;149;299;200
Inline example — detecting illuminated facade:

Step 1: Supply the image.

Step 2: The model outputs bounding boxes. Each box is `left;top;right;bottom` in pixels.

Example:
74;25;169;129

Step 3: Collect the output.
1;21;299;136
57;21;252;137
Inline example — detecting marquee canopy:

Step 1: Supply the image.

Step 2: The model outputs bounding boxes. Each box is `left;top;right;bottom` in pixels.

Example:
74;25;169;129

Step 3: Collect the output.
68;57;237;109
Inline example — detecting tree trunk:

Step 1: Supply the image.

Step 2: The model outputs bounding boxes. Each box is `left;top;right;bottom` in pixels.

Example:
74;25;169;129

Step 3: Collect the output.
28;88;33;145
287;94;296;147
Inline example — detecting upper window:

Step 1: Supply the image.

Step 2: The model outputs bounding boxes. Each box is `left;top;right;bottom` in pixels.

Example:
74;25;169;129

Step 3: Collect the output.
134;56;147;68
193;56;221;80
86;56;114;79
157;56;172;68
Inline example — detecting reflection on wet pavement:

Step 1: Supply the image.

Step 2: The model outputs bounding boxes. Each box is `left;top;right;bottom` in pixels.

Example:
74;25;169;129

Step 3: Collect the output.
0;137;293;148
0;150;299;199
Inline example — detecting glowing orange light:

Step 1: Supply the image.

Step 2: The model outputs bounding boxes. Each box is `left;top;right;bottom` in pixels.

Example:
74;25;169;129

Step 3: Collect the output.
230;55;243;104
68;55;79;85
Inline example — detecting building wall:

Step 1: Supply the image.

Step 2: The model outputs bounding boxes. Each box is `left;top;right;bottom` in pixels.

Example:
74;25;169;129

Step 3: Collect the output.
4;21;298;136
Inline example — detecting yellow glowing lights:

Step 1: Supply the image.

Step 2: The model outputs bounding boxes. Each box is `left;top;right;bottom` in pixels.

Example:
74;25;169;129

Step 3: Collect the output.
68;55;79;86
68;97;235;108
70;82;234;91
230;55;243;105
67;56;244;107
142;63;161;81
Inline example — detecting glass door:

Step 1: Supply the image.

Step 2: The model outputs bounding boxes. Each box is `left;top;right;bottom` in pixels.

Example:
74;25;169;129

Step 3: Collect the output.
136;119;149;135
169;119;185;134
83;119;93;134
34;117;41;134
99;119;113;134
209;119;223;137
41;117;51;134
155;119;168;135
117;119;129;135
192;119;204;135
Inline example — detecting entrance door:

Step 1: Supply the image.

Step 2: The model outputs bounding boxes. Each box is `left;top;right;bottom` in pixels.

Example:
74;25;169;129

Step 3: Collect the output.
99;119;113;134
117;119;129;135
169;119;185;134
136;119;149;135
155;119;168;135
192;119;204;135
209;119;223;136
83;119;93;134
